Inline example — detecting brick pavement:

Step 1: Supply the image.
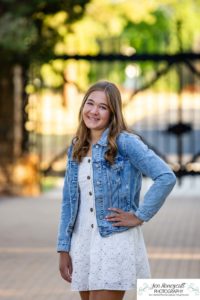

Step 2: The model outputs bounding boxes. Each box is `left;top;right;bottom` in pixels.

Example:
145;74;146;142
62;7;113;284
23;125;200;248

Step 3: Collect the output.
0;180;200;300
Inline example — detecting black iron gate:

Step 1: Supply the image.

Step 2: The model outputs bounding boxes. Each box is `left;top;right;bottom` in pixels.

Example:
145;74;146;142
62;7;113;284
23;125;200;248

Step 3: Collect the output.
41;52;200;182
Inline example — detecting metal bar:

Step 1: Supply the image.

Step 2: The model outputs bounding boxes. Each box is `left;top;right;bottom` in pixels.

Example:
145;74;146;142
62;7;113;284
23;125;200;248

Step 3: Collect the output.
52;52;200;63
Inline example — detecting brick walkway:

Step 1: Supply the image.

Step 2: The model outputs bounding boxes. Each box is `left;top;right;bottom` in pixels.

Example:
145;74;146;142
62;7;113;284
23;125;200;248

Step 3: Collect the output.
0;180;200;300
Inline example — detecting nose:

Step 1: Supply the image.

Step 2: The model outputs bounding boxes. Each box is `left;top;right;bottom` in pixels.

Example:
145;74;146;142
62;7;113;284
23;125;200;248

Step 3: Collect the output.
90;105;99;114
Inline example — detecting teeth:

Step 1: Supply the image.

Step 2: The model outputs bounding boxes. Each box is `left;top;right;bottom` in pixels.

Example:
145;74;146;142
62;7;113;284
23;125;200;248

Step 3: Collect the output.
89;117;99;121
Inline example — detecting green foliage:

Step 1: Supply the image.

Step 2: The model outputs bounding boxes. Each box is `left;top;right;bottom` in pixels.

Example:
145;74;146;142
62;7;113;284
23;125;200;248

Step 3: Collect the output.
0;13;38;53
122;9;170;53
163;0;200;52
0;0;90;61
1;0;200;90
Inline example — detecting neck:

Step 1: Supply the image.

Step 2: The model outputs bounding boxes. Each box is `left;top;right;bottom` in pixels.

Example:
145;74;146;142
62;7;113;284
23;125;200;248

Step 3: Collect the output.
90;129;104;144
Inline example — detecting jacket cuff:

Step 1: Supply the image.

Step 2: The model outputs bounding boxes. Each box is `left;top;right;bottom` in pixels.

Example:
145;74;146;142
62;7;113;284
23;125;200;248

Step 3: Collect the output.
134;208;151;222
57;238;71;252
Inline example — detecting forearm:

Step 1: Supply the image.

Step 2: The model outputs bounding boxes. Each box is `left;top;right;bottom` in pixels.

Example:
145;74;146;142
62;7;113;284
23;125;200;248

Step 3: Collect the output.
135;172;176;221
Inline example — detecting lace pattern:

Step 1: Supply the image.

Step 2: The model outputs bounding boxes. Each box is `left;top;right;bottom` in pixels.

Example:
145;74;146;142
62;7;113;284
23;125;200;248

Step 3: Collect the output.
70;157;151;291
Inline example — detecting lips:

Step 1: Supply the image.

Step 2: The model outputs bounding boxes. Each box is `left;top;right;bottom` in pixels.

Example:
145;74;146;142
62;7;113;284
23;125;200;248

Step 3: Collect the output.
87;116;100;122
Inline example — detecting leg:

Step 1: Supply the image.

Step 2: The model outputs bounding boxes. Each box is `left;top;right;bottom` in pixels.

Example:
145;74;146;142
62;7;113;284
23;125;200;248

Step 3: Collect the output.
79;291;90;300
90;290;125;300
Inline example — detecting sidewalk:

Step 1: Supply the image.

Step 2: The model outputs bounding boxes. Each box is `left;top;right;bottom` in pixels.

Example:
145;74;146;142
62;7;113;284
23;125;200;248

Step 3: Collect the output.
0;179;200;300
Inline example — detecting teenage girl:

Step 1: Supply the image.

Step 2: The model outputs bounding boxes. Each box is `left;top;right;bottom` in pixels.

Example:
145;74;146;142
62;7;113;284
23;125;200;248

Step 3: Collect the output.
57;81;176;300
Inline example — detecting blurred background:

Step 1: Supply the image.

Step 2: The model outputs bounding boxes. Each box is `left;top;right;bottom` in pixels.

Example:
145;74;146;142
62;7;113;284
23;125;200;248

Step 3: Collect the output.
0;0;200;195
0;1;200;300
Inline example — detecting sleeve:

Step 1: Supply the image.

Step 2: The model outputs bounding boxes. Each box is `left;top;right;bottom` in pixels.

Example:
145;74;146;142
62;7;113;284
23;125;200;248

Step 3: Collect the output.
124;134;176;222
56;145;72;252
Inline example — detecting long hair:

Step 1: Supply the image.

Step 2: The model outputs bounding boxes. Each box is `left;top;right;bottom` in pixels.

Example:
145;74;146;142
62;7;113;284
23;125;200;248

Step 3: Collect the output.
72;80;130;164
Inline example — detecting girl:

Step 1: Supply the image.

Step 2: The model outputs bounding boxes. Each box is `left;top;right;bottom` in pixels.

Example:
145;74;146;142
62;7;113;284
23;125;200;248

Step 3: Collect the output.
57;81;176;300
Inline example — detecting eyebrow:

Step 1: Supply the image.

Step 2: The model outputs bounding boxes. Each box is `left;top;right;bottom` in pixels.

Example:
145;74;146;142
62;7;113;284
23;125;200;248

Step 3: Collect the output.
86;98;109;107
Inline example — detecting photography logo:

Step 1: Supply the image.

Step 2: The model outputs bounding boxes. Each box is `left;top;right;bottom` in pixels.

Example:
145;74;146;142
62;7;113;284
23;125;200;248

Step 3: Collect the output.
137;279;200;300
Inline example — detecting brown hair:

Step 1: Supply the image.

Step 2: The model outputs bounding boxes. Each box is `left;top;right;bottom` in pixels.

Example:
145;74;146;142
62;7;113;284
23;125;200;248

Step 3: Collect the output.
72;80;130;164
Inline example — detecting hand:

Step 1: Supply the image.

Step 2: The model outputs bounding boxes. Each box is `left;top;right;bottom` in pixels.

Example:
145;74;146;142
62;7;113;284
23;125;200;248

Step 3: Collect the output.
59;252;73;283
105;207;143;227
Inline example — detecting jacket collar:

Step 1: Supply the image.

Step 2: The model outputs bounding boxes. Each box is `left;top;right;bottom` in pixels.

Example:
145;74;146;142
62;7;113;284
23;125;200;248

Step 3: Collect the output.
96;127;109;146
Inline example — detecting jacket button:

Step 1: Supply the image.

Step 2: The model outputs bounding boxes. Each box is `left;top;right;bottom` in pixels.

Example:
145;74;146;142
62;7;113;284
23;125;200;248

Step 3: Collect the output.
87;176;91;180
88;159;91;163
90;208;93;212
91;224;94;228
89;191;92;196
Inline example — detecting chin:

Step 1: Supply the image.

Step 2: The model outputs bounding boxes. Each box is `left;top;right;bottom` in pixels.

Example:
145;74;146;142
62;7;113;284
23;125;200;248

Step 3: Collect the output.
87;126;100;130
85;122;100;129
85;123;102;130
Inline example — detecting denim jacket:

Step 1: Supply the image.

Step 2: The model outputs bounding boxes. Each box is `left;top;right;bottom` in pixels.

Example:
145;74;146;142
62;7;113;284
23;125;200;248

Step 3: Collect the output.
57;128;176;252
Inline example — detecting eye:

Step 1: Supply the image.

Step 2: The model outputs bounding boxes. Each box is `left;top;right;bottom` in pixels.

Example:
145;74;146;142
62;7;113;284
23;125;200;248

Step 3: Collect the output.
86;100;93;106
99;105;107;110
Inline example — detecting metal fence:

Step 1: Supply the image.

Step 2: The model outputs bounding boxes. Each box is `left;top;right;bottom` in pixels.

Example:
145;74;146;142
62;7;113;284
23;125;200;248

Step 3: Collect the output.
28;52;200;181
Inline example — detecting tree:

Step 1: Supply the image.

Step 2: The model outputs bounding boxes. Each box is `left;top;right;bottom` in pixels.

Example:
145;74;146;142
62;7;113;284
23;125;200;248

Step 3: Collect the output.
0;0;90;165
46;0;200;88
0;0;90;62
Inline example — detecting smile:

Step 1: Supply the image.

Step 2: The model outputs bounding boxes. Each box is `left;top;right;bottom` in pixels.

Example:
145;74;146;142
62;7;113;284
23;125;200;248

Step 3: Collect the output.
88;116;100;121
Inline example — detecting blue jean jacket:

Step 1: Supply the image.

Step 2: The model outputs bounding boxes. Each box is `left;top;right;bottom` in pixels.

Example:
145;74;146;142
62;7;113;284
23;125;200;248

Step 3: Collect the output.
57;129;176;252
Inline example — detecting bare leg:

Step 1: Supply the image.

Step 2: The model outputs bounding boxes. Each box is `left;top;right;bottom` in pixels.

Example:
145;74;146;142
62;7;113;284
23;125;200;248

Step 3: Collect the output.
90;290;125;300
79;291;90;300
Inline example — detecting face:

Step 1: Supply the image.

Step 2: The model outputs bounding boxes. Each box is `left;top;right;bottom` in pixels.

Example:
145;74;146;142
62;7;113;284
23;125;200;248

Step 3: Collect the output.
82;90;111;134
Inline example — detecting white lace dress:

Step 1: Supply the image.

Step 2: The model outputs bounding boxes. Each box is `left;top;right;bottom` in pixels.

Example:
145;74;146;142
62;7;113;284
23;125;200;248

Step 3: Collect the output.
70;157;151;291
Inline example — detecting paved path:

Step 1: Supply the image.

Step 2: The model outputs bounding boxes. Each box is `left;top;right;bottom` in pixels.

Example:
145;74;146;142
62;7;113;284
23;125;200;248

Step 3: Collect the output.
0;180;200;300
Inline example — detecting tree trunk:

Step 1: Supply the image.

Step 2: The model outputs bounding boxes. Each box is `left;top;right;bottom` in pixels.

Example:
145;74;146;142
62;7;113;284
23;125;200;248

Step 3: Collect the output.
0;64;23;165
0;63;26;194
